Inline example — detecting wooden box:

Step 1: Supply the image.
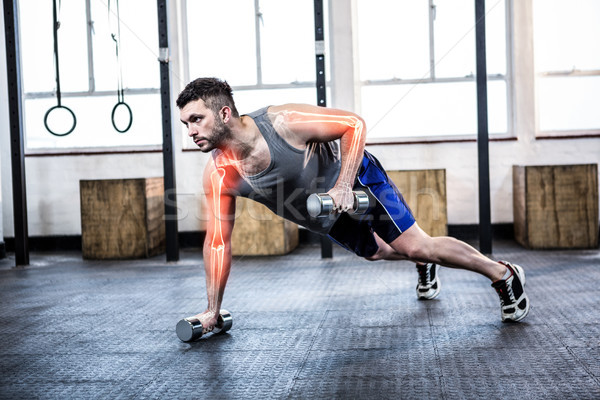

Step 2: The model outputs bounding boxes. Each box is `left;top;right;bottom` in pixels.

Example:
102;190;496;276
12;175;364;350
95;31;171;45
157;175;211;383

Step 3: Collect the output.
231;197;298;256
80;178;166;259
387;169;448;237
513;164;599;249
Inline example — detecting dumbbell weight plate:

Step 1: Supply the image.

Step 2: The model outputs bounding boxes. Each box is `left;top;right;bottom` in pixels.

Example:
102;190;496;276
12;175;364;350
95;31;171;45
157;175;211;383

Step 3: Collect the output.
307;193;334;217
213;309;233;334
307;192;370;217
176;317;203;342
353;192;370;214
176;310;233;342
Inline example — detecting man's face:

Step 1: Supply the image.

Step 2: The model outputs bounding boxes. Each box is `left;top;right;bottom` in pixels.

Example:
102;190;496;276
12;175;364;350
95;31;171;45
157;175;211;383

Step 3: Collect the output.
180;99;230;152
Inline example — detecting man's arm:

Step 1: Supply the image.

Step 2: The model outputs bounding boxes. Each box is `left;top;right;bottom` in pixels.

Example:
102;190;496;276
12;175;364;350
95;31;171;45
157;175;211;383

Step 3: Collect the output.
269;104;367;211
197;159;237;332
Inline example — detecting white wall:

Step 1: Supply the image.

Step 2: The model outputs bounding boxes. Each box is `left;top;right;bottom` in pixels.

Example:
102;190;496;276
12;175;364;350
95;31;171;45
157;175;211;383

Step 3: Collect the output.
3;150;212;237
7;112;599;238
1;0;599;240
368;138;600;225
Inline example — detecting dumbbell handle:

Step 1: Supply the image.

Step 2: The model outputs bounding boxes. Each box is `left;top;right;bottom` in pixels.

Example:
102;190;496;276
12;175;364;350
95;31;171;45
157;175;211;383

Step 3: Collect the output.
307;191;369;217
176;309;233;342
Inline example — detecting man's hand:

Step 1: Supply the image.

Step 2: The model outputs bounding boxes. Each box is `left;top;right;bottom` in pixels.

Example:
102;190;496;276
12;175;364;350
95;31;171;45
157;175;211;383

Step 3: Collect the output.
192;310;219;334
327;182;355;213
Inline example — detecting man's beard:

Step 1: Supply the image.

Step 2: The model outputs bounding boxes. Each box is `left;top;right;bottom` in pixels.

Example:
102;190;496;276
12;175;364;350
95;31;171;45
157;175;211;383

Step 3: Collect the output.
200;117;232;152
212;117;232;144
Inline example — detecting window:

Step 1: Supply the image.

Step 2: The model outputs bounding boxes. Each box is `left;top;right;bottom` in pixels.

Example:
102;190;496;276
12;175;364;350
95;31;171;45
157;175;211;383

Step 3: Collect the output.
20;0;162;151
533;0;600;135
183;0;327;148
356;0;508;141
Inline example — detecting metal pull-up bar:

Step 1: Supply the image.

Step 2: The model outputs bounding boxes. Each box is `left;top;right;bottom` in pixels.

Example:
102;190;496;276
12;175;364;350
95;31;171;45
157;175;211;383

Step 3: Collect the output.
157;0;179;262
313;0;333;259
4;0;30;267
475;0;492;254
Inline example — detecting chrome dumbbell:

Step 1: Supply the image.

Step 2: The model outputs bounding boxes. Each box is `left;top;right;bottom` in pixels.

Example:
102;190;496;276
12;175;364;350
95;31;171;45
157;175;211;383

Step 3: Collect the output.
176;310;233;342
306;191;370;217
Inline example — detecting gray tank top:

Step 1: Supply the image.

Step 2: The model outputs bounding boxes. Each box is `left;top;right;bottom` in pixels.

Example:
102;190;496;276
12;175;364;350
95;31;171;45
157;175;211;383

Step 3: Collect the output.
234;106;342;233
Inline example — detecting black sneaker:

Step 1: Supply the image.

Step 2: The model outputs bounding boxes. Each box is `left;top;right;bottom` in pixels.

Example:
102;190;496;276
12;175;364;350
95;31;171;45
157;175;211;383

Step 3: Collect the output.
492;261;530;322
416;263;441;300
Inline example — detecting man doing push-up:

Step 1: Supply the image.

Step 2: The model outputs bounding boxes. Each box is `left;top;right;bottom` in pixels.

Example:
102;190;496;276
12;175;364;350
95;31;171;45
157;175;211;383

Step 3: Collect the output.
176;77;530;334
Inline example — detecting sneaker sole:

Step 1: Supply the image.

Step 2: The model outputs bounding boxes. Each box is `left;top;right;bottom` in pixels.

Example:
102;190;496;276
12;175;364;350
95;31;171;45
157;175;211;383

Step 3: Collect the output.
503;292;530;322
416;265;441;300
417;283;441;300
503;263;530;322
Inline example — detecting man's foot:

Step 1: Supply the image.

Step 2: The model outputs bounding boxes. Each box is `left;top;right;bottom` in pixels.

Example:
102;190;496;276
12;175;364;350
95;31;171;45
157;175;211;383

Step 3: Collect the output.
416;263;441;300
492;261;530;322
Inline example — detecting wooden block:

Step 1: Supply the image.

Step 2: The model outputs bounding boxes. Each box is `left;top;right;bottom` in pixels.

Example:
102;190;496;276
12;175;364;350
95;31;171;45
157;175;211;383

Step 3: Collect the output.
231;197;298;256
80;178;166;259
386;169;448;237
513;164;599;249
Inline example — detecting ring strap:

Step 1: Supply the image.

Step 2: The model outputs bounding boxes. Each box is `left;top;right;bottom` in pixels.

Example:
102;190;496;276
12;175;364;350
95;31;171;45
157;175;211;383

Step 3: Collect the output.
44;0;77;136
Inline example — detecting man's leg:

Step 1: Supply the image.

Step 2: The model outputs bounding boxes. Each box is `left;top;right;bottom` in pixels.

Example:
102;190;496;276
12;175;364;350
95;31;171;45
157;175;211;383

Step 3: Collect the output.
367;223;530;322
368;223;506;281
365;237;441;299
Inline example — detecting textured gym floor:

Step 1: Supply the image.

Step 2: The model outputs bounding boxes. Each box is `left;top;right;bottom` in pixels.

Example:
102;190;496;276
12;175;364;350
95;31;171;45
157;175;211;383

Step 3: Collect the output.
0;239;598;399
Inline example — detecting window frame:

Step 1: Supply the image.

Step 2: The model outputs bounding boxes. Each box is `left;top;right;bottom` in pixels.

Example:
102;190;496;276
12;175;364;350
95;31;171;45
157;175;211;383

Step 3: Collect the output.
22;0;161;155
358;0;514;144
180;0;326;151
531;0;600;139
535;69;600;139
25;0;597;155
181;0;320;92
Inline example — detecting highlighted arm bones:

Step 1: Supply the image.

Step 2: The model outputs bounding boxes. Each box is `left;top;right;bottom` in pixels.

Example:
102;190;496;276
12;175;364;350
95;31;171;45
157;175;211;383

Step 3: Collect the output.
199;162;236;333
277;108;367;212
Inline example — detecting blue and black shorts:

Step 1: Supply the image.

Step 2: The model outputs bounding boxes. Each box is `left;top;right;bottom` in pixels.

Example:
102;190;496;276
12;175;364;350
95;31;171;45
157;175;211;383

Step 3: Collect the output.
327;151;416;257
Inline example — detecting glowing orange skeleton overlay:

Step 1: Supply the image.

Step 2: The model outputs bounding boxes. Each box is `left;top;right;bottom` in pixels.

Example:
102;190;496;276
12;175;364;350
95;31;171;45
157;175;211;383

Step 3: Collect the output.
205;110;365;316
278;110;365;209
209;167;226;313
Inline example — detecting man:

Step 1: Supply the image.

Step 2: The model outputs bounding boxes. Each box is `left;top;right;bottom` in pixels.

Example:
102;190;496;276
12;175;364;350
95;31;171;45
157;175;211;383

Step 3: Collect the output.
176;77;530;334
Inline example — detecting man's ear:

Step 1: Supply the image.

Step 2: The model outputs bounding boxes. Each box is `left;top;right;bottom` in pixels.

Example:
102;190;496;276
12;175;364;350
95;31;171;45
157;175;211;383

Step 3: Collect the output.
220;106;232;123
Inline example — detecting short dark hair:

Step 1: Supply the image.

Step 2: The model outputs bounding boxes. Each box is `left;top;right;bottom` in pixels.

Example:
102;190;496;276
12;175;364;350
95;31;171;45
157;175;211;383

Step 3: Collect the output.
176;77;240;118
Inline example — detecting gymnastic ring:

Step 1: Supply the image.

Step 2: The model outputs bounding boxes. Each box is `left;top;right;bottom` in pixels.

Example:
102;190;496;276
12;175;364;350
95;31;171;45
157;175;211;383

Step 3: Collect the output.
43;105;77;137
111;101;133;133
